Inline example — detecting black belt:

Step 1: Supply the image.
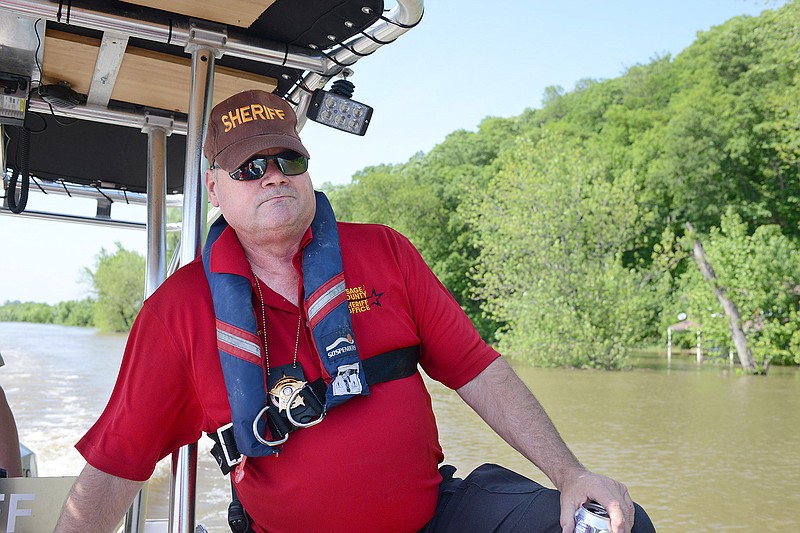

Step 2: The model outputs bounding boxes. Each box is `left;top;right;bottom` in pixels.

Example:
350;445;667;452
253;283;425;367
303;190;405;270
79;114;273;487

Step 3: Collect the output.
209;344;420;474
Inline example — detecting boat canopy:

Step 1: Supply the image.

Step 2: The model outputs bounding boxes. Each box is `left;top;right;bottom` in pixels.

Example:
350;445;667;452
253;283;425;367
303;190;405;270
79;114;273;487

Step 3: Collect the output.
1;0;422;197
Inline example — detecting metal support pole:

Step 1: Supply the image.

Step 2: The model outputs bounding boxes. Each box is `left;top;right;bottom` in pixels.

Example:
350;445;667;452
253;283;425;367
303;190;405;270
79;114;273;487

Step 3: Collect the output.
142;114;173;296
169;443;198;533
121;114;173;533
179;33;221;266
169;22;223;533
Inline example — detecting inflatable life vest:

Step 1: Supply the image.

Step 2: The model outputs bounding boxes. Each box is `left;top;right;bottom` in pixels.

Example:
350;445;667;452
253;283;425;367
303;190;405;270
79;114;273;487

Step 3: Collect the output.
202;191;372;458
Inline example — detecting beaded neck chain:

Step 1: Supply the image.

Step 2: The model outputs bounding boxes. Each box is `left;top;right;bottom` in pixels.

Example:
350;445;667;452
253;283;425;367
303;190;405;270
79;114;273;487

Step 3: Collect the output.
252;268;301;376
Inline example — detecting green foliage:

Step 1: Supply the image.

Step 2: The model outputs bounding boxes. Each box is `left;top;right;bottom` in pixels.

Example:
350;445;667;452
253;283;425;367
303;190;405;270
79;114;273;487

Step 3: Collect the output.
467;133;663;368
0;298;95;327
85;243;145;333
51;298;96;327
0;301;55;323
673;210;800;365
327;118;519;341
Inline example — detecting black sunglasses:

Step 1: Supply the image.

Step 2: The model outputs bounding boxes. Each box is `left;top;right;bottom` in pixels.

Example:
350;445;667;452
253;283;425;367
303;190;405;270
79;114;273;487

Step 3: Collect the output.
214;151;308;180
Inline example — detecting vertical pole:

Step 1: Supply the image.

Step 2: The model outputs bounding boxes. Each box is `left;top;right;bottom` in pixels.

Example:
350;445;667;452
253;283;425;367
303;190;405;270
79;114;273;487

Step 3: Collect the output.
169;38;217;533
179;46;214;267
143;116;172;296
696;330;703;364
124;117;171;533
169;444;199;533
667;327;672;367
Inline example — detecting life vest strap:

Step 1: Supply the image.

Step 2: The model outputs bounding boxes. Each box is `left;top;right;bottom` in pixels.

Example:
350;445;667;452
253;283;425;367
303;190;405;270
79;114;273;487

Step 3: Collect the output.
209;344;420;474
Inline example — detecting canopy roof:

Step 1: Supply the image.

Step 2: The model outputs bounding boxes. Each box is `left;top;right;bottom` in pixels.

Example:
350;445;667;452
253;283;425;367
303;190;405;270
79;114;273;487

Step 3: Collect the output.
1;0;421;194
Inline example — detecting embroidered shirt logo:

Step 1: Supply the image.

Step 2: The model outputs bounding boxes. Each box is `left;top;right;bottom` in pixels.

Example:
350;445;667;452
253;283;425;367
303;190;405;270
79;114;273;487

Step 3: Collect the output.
325;334;356;358
346;285;384;314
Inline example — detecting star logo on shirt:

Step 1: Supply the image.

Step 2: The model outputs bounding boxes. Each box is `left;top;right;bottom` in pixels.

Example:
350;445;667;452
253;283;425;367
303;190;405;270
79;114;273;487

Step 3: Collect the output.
346;285;386;314
368;287;384;308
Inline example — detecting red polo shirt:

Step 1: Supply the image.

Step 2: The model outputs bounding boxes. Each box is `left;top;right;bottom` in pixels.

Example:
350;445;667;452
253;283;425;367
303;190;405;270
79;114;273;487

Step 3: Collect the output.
77;222;499;533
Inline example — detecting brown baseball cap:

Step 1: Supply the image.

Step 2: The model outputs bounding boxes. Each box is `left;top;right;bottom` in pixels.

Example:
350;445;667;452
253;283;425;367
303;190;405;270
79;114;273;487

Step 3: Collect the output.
204;90;310;171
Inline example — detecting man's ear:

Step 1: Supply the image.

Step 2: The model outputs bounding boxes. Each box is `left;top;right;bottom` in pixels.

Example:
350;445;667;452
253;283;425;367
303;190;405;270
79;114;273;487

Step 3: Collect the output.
206;168;220;207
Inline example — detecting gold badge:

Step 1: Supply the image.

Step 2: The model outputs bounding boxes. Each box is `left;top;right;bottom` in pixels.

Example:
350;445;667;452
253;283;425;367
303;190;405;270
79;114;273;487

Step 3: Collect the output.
269;375;307;412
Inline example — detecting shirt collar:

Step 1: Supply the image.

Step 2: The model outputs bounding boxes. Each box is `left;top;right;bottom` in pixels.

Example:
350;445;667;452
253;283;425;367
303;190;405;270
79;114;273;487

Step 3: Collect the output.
208;223;314;310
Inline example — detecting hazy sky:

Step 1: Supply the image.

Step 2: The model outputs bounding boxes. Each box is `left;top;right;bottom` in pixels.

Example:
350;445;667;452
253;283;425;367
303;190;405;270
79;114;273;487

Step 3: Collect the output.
1;0;787;304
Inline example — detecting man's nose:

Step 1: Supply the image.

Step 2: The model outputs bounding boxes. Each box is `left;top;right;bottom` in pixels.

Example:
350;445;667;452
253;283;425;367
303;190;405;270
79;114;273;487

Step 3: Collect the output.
260;161;288;185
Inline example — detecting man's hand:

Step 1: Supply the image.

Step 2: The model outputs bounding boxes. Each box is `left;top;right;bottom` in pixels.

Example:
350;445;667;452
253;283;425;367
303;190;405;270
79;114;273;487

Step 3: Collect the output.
558;468;635;533
457;358;636;533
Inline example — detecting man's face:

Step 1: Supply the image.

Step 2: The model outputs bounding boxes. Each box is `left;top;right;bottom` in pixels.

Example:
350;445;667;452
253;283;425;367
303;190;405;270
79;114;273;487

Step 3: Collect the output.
206;147;316;240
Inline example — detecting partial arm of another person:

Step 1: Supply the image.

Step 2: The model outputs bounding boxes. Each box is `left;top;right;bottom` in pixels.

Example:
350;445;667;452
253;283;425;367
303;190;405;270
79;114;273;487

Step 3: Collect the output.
456;357;635;533
55;463;144;533
0;385;22;477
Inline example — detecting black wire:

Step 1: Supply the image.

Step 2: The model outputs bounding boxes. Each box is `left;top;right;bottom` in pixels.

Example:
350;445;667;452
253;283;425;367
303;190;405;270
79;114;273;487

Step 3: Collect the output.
32;18;44;89
378;10;424;29
93;184;114;204
31;176;47;195
43;100;79;126
32;17;79;127
292;74;314;94
339;40;373;58
7;127;31;213
56;0;73;24
167;19;173;44
24;112;48;134
359;31;396;46
320;49;358;68
31;19;75;128
59;179;72;197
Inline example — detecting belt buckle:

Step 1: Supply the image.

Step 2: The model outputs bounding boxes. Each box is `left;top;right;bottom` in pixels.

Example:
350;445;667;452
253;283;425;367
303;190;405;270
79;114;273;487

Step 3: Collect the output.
216;422;242;468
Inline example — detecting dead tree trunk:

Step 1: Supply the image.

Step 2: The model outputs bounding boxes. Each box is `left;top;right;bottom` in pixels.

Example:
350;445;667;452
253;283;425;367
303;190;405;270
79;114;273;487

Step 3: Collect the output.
686;222;757;373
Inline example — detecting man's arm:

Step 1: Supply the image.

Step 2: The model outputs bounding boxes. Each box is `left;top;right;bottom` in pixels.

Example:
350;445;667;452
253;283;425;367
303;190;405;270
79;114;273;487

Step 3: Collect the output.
456;357;635;533
0;386;22;477
55;463;144;533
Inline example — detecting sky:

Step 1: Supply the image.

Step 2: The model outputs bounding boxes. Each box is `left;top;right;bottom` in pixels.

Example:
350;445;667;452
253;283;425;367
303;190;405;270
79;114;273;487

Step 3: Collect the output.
0;0;788;305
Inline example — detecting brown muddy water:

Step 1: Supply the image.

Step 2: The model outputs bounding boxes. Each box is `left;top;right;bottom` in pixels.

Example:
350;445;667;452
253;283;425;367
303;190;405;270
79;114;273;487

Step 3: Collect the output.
2;321;798;532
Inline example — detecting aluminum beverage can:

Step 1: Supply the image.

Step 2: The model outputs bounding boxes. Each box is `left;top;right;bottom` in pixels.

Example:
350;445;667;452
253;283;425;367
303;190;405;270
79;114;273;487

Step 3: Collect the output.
574;501;612;533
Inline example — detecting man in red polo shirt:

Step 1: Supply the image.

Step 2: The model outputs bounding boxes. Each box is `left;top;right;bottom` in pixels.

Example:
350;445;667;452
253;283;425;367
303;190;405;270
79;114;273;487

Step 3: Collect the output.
56;90;653;533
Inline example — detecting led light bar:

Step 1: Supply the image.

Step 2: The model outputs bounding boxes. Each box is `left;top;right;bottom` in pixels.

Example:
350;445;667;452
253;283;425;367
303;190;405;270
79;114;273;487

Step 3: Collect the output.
307;89;373;136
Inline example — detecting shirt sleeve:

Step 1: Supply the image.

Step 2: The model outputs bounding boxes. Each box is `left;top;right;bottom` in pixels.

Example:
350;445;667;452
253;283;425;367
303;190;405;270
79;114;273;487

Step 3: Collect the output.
389;229;500;390
76;303;205;482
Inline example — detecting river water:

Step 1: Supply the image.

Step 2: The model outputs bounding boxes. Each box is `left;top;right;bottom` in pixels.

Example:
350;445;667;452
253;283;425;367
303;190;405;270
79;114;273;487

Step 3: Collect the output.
1;321;799;532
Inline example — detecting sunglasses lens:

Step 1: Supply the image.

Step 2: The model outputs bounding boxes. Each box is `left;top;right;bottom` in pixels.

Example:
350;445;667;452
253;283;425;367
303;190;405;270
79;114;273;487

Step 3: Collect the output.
277;154;308;176
231;159;268;181
229;153;307;180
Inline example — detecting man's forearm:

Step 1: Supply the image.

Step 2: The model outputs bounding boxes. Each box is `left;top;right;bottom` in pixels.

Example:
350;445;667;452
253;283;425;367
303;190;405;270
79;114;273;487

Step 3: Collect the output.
456;357;585;489
56;463;144;533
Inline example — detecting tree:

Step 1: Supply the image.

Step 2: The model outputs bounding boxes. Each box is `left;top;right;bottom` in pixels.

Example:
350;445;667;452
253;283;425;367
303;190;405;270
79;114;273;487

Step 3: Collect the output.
52;298;95;327
86;243;145;332
685;222;755;372
469;132;661;368
674;211;800;368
